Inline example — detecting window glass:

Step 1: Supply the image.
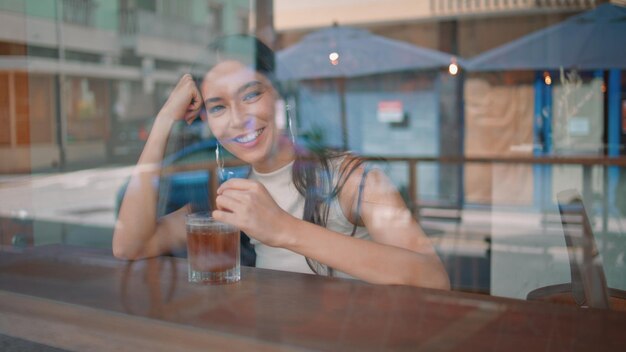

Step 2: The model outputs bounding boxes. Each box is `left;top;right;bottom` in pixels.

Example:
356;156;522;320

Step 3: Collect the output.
1;0;624;309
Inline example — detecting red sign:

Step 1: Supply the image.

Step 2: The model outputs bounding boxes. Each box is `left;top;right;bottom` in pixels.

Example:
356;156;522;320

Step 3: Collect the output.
377;100;404;123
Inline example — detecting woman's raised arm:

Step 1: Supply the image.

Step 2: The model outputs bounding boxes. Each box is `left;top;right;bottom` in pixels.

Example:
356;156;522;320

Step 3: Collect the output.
112;74;203;260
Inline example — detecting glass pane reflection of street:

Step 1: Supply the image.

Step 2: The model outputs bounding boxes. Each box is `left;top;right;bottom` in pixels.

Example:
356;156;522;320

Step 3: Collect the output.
0;0;625;330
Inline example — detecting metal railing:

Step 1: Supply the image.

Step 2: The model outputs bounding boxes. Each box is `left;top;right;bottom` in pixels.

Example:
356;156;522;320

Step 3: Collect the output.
163;155;626;226
430;0;597;15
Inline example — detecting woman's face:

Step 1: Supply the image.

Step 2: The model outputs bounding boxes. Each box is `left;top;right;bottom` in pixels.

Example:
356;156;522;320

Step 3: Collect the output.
201;60;280;166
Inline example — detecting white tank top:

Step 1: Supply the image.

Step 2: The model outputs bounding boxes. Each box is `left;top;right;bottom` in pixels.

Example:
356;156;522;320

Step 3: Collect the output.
249;159;370;278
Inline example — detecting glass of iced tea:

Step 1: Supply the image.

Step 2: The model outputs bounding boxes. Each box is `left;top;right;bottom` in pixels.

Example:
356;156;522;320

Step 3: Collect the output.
185;212;240;284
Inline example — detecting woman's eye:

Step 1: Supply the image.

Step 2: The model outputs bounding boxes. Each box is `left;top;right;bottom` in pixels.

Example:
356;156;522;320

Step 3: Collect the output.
208;105;225;114
243;91;261;102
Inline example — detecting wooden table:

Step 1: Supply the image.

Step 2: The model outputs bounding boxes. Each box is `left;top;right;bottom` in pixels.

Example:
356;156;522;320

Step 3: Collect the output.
0;245;625;351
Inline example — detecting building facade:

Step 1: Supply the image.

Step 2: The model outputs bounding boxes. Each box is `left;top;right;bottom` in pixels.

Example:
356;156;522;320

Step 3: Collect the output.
0;0;250;172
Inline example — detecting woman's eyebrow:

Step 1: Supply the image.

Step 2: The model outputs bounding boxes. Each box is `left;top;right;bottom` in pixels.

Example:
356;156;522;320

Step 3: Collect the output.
204;96;223;105
204;97;222;104
236;81;263;95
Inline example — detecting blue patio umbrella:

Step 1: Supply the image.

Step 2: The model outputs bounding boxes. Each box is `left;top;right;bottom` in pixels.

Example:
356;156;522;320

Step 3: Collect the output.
277;26;458;80
466;3;626;71
276;26;459;149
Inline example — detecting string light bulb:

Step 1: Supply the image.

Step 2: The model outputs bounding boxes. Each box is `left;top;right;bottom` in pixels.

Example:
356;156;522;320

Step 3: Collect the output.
448;57;459;76
544;72;552;85
329;52;339;66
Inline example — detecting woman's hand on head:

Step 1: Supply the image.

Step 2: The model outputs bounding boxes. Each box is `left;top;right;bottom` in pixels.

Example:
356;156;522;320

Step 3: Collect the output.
213;179;294;247
159;74;204;124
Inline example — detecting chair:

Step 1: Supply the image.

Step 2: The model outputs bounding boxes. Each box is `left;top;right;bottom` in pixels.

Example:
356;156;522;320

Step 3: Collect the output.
526;189;626;310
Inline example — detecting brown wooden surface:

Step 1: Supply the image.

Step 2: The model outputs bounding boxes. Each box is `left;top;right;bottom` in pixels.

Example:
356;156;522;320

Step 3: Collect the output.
1;245;626;351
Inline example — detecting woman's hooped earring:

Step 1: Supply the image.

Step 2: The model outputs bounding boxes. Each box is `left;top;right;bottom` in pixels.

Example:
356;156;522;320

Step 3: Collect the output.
286;104;296;145
215;142;224;180
215;142;234;181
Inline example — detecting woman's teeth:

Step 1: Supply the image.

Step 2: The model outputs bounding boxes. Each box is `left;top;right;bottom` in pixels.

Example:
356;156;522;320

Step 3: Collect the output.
234;128;263;143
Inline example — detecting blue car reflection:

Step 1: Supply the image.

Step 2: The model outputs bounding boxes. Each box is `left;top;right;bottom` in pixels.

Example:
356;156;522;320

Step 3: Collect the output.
157;139;249;215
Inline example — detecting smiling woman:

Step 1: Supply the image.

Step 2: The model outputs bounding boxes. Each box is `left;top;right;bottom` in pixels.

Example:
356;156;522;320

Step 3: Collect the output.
201;61;292;172
112;35;450;289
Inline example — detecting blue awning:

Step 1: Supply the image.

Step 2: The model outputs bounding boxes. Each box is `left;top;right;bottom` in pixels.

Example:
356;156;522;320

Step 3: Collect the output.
277;26;460;80
466;4;626;71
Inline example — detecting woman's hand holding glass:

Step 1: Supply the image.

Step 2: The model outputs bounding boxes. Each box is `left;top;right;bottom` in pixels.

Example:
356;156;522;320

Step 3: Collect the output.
213;178;294;248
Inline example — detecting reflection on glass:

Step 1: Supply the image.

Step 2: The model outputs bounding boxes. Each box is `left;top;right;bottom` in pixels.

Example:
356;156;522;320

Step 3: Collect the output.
0;0;623;311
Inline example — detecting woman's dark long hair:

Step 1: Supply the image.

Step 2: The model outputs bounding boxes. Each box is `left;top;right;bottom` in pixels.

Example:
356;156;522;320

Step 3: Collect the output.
292;148;365;276
209;35;367;276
